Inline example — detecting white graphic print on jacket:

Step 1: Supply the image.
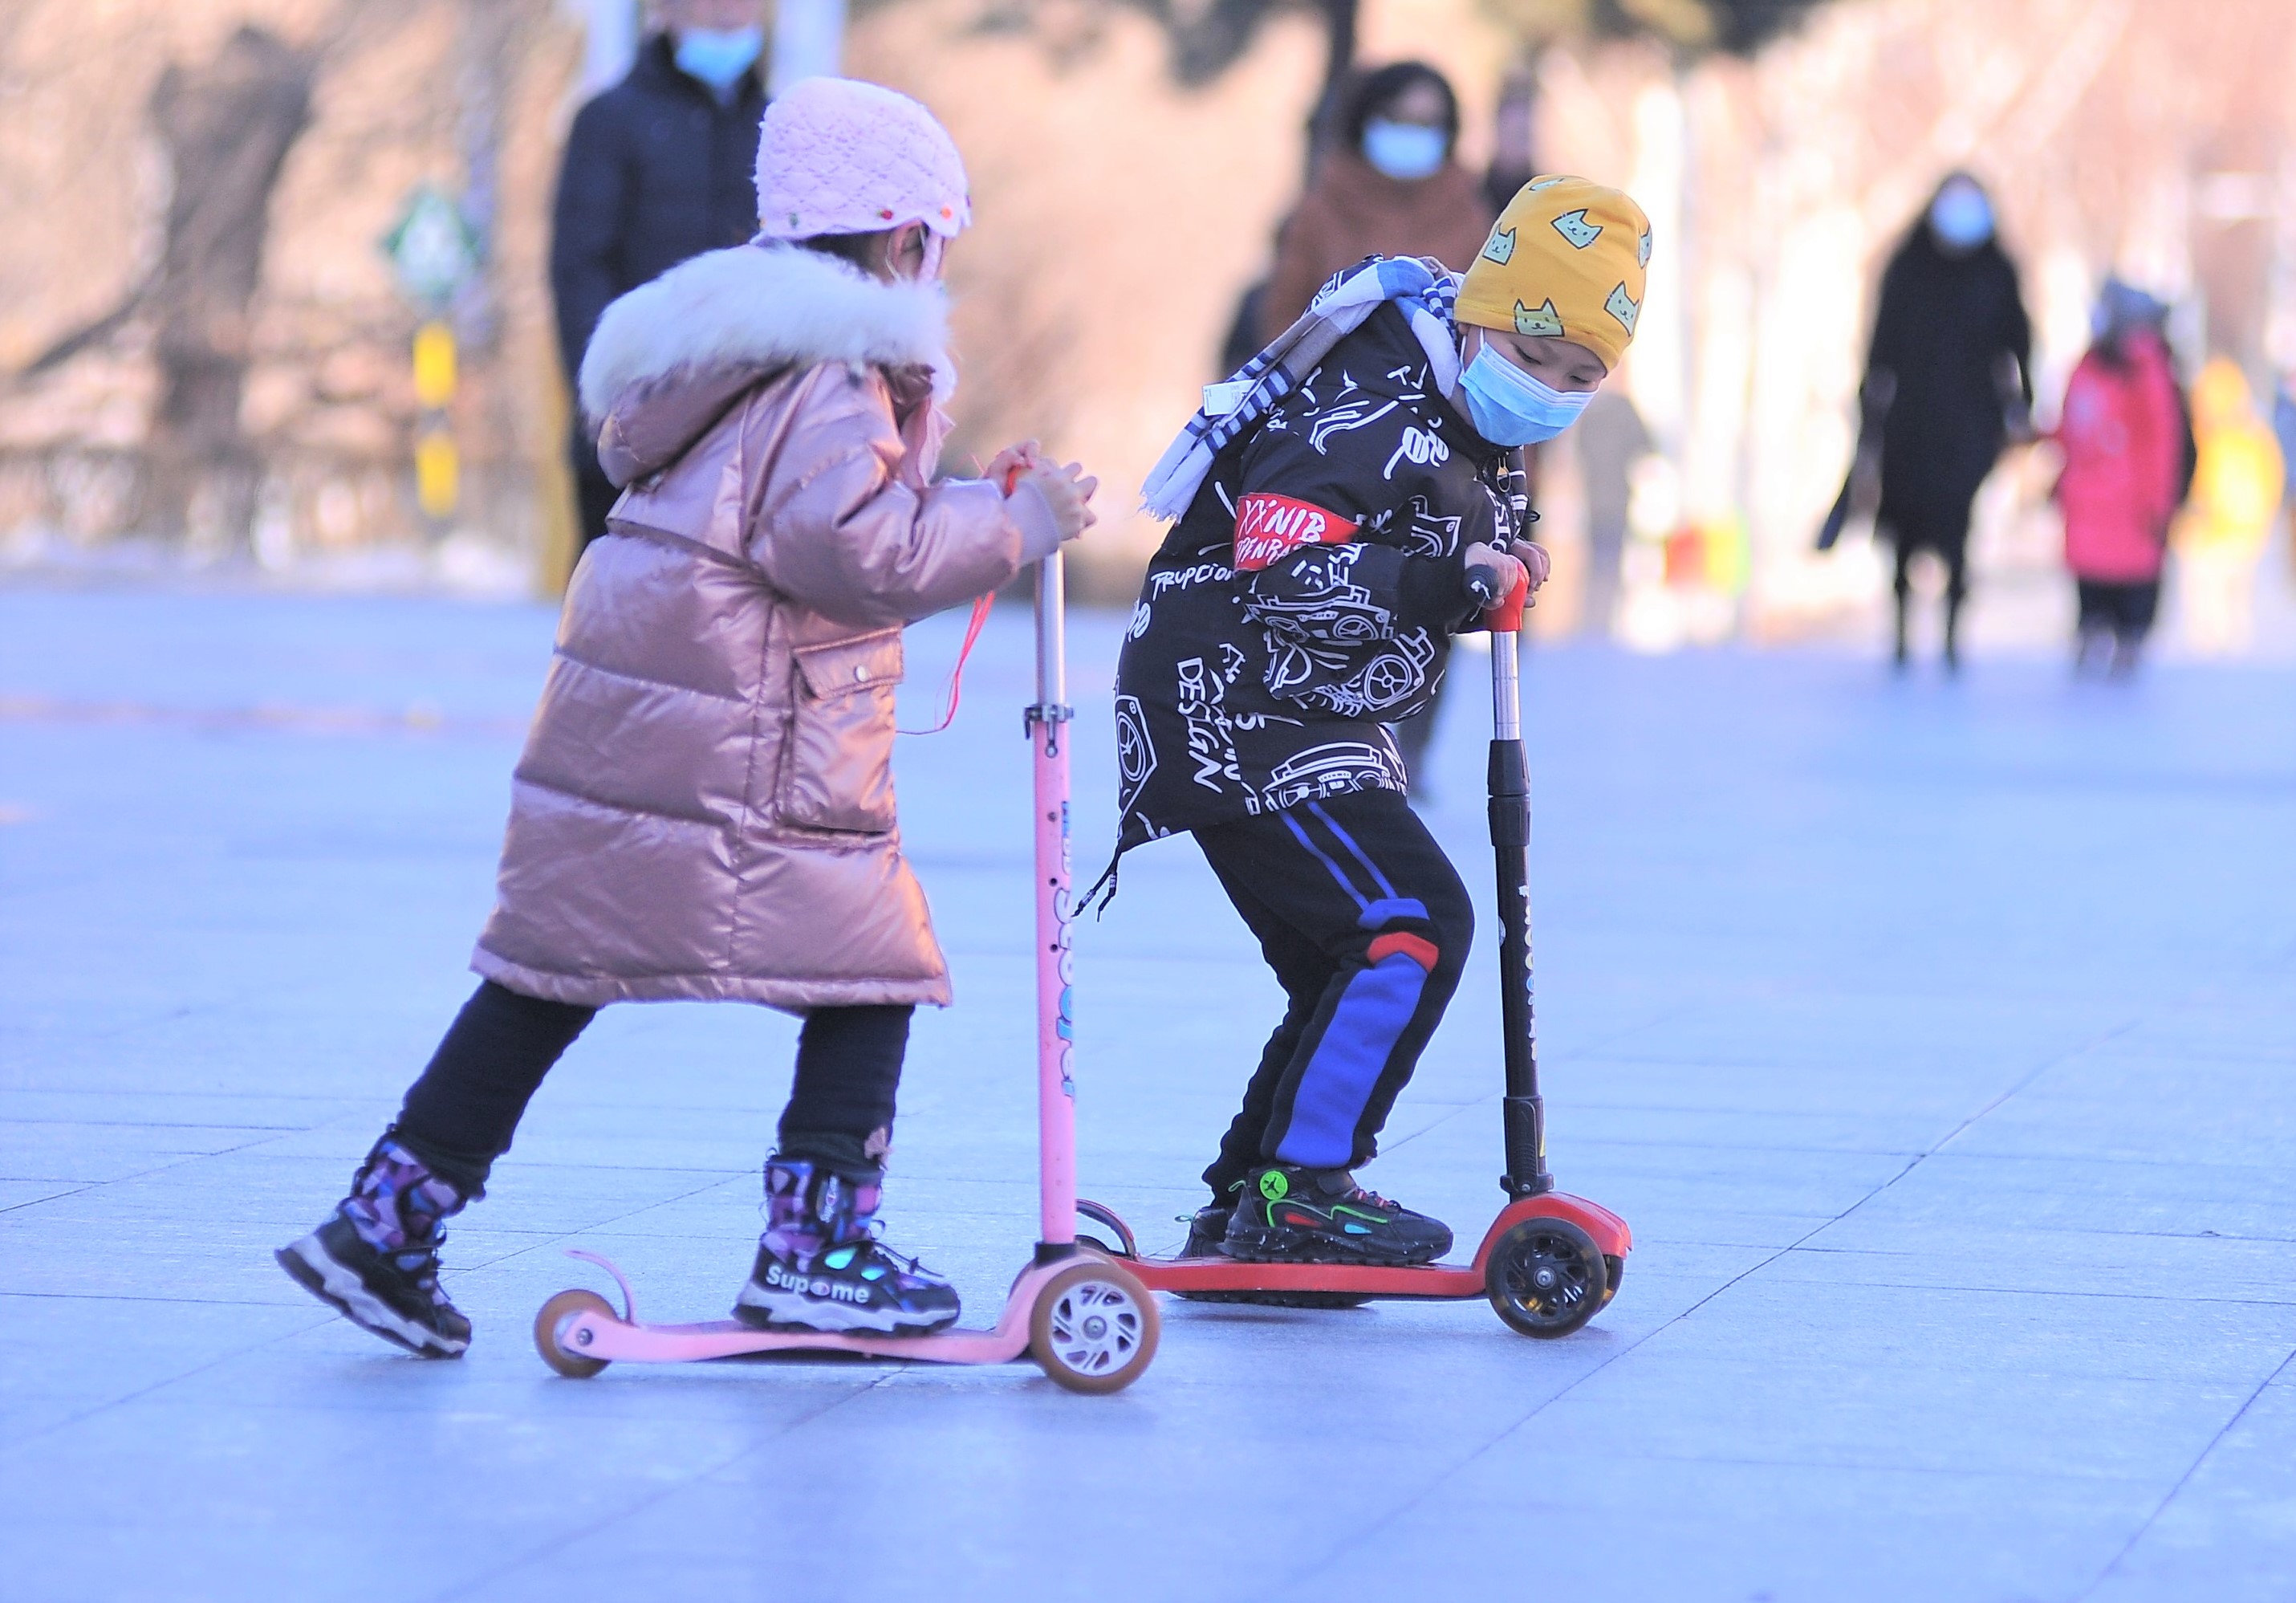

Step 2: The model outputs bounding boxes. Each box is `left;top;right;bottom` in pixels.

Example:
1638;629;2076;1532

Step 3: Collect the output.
1111;296;1517;851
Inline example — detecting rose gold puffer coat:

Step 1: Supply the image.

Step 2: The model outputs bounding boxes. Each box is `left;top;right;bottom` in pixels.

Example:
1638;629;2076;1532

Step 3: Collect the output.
471;244;1054;1010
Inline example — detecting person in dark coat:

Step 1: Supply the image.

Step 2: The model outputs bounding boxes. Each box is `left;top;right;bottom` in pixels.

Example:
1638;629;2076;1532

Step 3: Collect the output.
549;1;769;555
1859;173;2033;669
1251;63;1499;786
1258;63;1495;343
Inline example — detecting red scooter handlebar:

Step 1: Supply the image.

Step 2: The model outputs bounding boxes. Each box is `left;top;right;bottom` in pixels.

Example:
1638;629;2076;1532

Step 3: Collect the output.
1466;565;1531;633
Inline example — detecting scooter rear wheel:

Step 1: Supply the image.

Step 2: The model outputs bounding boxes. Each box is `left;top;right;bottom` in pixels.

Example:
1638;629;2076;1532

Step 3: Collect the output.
534;1288;615;1378
1030;1260;1160;1394
1485;1217;1607;1339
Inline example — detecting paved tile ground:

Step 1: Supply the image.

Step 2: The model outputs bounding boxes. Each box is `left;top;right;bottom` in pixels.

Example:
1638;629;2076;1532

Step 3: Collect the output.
1;582;2291;1602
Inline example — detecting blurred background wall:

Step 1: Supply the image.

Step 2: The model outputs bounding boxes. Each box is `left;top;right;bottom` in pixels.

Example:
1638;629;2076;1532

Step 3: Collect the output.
1;0;2290;645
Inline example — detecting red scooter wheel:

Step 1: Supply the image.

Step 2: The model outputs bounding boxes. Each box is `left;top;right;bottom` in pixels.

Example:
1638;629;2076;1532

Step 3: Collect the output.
1485;1217;1608;1338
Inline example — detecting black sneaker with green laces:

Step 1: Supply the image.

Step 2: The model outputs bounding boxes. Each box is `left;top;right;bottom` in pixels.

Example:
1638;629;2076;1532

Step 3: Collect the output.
1221;1163;1453;1266
1175;1192;1372;1308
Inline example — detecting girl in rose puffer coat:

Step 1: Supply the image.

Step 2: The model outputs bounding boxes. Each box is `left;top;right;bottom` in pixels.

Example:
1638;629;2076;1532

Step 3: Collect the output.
278;79;1097;1357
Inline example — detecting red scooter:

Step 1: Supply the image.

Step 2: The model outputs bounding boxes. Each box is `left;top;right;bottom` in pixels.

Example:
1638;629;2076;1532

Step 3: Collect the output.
1078;458;1629;1338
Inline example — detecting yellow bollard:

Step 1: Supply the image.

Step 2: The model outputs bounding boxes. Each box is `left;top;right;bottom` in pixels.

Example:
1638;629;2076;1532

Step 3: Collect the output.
413;322;457;410
416;427;458;520
412;321;458;521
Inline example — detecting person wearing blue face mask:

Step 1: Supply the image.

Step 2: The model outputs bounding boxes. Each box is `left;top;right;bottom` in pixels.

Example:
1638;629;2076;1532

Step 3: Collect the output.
551;0;770;559
673;21;766;102
1852;171;2034;670
1111;177;1649;1267
1260;63;1495;344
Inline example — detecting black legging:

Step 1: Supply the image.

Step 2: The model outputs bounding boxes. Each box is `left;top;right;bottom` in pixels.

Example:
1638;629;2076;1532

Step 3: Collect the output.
392;981;909;1194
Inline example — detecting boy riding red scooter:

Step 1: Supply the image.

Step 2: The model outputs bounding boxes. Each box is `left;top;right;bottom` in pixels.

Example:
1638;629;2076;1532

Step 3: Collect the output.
1111;177;1650;1267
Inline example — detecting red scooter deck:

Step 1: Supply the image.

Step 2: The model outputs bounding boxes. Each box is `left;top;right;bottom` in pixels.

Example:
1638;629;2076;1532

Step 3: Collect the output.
1083;1194;1630;1302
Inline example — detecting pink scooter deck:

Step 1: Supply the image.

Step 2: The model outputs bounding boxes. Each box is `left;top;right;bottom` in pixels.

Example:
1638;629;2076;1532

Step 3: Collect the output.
543;1250;1063;1367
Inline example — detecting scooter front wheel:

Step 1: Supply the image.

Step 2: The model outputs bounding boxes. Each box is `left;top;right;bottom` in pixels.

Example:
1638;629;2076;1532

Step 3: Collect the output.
534;1288;615;1377
1485;1217;1608;1339
1030;1260;1160;1394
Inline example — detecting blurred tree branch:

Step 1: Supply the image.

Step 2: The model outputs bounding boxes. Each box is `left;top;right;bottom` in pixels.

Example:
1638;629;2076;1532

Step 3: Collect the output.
12;1;410;542
949;0;1842;87
1483;0;1842;52
18;2;400;383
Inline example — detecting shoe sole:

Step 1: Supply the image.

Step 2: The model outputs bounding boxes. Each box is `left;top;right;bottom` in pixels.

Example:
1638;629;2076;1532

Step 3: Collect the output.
730;1287;958;1337
1221;1220;1450;1267
275;1236;467;1359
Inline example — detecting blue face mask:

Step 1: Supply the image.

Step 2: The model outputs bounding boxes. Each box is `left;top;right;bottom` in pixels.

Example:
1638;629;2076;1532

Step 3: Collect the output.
1456;344;1596;446
674;26;764;95
1362;120;1447;181
1929;184;1994;250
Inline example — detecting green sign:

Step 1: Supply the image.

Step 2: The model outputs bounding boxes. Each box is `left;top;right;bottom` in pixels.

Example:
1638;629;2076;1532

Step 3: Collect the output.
383;185;482;307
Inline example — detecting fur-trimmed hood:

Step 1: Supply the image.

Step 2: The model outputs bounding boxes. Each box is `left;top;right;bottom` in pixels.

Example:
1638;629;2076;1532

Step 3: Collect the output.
576;242;953;426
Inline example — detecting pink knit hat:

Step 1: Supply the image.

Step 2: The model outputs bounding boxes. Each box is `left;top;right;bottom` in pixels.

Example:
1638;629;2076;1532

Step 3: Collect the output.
754;78;972;241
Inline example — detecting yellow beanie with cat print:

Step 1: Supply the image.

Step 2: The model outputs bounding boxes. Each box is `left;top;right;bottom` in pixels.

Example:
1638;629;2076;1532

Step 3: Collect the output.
1456;176;1652;373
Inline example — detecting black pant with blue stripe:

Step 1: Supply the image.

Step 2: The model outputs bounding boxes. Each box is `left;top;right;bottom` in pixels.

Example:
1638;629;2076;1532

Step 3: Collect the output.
1193;787;1473;1200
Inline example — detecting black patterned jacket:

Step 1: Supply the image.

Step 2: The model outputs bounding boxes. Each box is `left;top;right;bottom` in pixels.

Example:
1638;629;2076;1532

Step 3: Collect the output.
1112;303;1518;851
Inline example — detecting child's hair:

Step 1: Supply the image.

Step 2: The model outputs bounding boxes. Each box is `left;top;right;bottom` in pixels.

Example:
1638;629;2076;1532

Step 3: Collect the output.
794;230;889;271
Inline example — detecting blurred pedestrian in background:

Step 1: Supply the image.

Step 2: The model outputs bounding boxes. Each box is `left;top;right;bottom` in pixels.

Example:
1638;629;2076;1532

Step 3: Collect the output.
1242;61;1500;786
1856;173;2033;670
1258;63;1494;341
551;0;769;556
1574;386;1652;639
2050;279;2187;677
2173;358;2286;654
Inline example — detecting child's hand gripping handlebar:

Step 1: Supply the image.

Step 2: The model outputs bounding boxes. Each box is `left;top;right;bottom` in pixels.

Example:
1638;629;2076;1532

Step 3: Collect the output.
1465;563;1531;633
994;447;1098;547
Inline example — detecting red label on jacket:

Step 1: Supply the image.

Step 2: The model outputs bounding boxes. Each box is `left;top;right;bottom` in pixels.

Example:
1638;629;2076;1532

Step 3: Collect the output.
1233;494;1359;571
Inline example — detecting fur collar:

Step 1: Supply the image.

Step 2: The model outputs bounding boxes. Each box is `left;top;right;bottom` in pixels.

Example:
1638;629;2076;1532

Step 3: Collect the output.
577;243;952;421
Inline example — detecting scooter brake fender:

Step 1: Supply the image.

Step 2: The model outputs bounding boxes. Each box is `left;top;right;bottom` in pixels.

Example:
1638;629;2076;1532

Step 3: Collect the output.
564;1248;639;1324
1471;1194;1632;1270
1073;1198;1140;1258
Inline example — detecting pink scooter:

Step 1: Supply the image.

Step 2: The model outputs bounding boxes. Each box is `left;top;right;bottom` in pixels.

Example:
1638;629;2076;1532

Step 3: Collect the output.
532;551;1161;1394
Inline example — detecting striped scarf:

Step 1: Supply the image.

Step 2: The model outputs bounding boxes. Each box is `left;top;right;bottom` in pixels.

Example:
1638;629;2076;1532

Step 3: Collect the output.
1140;255;1463;521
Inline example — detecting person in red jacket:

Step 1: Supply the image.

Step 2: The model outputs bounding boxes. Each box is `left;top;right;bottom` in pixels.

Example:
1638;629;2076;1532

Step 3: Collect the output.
2052;279;2189;675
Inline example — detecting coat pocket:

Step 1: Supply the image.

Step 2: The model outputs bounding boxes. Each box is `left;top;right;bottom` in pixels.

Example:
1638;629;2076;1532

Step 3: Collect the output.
781;629;904;833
